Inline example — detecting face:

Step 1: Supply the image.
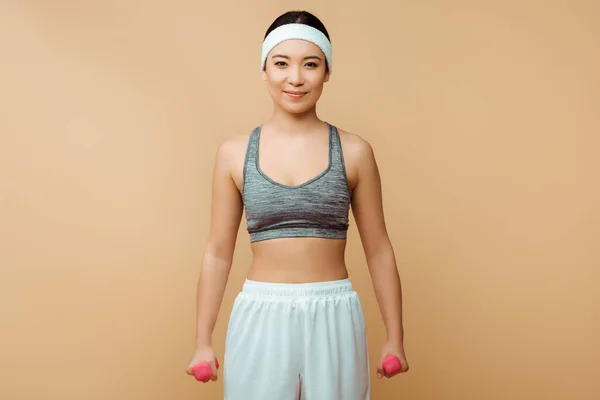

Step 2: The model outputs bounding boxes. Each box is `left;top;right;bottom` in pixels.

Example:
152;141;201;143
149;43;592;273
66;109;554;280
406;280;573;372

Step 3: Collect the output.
262;39;330;114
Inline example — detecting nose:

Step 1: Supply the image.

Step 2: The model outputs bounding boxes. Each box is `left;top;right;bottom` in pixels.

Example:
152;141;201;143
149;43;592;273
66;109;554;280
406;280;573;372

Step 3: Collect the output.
287;66;304;86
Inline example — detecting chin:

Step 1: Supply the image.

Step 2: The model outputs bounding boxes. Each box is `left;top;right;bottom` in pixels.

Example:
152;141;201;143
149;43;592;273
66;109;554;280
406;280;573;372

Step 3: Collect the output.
282;105;315;114
278;99;319;114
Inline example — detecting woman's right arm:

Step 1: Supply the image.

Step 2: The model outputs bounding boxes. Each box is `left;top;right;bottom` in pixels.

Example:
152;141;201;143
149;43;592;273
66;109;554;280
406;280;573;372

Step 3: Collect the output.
192;139;243;352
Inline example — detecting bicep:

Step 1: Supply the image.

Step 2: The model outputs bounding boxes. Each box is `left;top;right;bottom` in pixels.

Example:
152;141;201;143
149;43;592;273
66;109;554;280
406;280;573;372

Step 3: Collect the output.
205;142;243;262
350;142;392;260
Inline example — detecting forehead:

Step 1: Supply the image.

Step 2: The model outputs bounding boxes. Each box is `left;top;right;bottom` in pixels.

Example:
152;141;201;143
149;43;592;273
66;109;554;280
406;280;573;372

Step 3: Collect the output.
269;39;324;58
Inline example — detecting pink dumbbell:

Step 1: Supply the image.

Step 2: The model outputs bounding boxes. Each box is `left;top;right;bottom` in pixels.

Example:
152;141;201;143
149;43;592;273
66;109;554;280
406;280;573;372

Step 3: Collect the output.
191;357;219;382
382;355;402;375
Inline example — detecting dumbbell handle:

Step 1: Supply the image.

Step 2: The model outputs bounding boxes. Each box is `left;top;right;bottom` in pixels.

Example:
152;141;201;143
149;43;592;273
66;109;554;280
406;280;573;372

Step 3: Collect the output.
191;357;219;382
382;355;402;375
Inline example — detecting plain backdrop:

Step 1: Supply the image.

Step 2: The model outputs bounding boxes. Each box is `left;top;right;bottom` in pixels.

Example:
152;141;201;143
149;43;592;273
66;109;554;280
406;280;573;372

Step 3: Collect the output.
1;0;599;399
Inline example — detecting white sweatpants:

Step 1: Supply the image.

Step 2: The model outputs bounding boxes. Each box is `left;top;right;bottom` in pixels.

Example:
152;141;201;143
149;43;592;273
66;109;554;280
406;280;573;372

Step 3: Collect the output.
223;278;370;400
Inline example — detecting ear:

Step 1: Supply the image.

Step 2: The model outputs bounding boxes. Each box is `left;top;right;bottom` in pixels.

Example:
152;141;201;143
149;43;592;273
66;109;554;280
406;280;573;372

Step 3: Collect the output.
261;68;267;81
323;70;330;83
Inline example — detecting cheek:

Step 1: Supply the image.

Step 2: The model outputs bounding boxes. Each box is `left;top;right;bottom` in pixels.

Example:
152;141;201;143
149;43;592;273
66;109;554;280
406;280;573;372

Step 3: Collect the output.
308;76;326;89
266;74;286;88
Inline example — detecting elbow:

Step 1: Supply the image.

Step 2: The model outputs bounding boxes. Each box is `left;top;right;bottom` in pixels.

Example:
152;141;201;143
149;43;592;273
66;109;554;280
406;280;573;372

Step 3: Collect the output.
364;239;394;264
364;243;397;276
203;239;236;267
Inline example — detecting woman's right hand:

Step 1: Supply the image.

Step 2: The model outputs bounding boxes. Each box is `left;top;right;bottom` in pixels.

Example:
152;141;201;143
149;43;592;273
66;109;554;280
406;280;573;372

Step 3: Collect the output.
186;346;219;382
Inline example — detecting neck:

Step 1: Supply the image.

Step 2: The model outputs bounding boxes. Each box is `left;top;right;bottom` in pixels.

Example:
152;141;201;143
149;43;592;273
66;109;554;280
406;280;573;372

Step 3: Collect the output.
266;105;325;135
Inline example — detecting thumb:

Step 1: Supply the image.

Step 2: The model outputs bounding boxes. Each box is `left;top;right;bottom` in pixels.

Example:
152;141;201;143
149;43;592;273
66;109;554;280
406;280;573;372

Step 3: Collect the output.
185;360;196;375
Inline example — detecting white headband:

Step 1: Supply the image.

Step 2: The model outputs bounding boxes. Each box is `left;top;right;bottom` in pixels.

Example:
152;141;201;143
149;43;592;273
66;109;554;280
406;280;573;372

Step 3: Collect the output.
261;23;332;74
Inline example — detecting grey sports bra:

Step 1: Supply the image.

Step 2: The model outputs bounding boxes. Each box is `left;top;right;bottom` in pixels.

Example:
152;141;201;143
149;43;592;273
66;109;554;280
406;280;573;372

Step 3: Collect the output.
242;123;352;242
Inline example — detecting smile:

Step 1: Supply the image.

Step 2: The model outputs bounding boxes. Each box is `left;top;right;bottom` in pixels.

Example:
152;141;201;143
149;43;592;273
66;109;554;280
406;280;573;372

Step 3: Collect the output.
284;91;307;98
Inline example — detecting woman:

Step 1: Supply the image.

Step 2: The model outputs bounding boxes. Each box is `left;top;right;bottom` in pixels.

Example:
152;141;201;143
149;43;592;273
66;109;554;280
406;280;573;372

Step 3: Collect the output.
186;10;409;399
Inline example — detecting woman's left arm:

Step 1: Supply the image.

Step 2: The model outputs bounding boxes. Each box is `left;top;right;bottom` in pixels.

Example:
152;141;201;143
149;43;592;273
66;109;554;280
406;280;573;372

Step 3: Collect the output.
350;138;409;378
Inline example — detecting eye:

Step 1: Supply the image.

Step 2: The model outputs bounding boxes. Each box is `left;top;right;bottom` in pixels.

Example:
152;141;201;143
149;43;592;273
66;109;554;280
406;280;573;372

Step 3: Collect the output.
305;62;318;68
274;61;288;67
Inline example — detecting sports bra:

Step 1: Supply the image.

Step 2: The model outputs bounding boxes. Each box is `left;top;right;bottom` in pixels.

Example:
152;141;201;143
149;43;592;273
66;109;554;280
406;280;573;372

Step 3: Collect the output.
242;123;352;242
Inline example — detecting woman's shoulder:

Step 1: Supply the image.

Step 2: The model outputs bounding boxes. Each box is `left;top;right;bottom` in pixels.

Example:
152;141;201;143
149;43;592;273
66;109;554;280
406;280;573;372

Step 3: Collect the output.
212;129;255;190
335;125;376;163
214;129;254;161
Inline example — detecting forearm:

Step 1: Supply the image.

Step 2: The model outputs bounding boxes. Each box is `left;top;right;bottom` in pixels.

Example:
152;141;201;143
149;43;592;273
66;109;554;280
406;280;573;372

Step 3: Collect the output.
194;252;232;347
367;247;404;344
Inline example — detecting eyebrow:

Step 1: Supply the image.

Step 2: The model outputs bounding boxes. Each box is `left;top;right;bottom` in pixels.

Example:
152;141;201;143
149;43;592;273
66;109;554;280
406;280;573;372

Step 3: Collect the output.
270;54;323;61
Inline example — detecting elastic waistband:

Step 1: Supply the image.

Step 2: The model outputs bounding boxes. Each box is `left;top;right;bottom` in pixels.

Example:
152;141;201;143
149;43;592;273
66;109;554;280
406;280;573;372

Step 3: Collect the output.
242;278;354;297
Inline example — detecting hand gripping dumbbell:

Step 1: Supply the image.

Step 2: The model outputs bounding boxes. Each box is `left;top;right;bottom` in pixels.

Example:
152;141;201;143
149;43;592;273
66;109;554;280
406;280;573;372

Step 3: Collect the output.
191;357;219;382
382;355;402;375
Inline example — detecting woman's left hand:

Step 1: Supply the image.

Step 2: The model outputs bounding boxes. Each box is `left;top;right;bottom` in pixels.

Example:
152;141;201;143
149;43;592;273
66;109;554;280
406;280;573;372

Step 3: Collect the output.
376;341;409;379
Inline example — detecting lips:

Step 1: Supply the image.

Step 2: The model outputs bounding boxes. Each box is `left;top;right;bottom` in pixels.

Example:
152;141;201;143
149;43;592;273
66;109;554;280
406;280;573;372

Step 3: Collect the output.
284;91;307;98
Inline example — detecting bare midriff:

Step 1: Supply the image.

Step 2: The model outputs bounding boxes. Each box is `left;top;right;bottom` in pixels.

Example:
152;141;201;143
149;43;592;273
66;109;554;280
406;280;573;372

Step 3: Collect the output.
247;237;349;283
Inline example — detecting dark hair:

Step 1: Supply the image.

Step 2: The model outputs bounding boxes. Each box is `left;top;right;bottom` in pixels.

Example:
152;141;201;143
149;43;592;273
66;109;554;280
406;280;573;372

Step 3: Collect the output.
263;11;331;72
264;10;331;42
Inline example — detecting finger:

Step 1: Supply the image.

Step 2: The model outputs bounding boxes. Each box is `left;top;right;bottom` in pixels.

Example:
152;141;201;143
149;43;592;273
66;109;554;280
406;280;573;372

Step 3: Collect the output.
378;355;389;379
210;360;219;381
185;364;195;375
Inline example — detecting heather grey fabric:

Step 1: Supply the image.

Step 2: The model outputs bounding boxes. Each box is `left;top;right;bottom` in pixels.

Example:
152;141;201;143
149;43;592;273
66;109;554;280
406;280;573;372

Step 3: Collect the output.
242;123;352;242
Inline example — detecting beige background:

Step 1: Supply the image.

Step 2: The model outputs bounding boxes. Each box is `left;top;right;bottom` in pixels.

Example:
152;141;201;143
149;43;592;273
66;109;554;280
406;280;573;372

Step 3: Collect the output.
1;0;599;399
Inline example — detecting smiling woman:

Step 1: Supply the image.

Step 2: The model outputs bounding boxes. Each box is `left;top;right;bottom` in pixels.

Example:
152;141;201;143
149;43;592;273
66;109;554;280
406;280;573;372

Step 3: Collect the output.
260;14;332;116
185;9;409;400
